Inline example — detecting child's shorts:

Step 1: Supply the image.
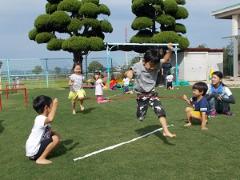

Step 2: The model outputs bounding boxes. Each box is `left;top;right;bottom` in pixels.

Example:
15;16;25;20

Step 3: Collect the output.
136;91;166;120
68;89;86;101
123;86;129;93
167;82;173;89
188;108;201;119
29;128;53;161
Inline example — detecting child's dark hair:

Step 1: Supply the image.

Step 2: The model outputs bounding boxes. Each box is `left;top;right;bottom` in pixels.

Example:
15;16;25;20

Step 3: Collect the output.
212;71;226;86
71;63;82;73
192;82;208;96
33;95;52;114
94;71;101;80
144;49;161;64
212;71;223;79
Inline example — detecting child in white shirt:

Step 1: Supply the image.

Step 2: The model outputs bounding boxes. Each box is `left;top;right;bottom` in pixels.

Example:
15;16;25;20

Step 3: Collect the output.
68;63;86;114
94;72;110;104
25;95;60;165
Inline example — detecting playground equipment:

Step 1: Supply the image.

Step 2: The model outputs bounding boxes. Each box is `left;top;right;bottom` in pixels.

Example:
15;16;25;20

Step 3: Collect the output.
0;83;28;111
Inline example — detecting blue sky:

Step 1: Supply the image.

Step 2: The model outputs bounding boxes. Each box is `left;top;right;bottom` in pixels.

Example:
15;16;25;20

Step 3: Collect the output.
0;0;239;63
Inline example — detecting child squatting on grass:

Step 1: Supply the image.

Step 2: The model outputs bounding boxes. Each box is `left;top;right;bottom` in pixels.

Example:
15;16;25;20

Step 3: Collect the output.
183;82;209;130
125;44;176;138
68;63;86;115
25;95;60;165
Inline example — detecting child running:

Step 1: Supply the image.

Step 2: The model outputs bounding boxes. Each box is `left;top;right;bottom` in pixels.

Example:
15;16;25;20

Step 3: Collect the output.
125;45;176;138
94;71;110;104
25;95;60;165
68;63;86;114
183;82;209;130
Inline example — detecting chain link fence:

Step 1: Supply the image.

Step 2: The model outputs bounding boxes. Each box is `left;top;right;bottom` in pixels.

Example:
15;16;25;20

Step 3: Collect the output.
0;57;112;89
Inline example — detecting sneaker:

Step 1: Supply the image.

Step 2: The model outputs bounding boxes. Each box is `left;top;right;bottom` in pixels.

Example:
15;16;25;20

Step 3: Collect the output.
72;110;76;115
223;111;233;116
209;110;217;117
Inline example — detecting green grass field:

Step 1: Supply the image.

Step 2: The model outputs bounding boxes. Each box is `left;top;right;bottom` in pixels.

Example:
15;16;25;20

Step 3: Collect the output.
0;87;239;180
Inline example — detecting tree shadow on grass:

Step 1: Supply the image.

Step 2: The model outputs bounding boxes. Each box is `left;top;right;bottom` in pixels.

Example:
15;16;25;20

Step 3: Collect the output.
50;139;79;158
135;125;175;146
0;120;4;134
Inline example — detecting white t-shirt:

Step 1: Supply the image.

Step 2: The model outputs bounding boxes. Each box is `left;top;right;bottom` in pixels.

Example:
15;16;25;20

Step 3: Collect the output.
123;78;130;86
69;74;84;92
25;115;50;157
95;79;103;96
166;75;174;82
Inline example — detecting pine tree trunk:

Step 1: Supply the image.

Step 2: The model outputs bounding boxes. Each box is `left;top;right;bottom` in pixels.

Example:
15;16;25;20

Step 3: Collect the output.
152;20;156;34
73;52;83;70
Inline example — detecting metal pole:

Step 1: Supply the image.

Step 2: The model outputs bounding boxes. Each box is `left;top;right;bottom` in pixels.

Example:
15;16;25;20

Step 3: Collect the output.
85;55;88;79
106;45;110;88
174;46;179;86
6;59;11;84
45;59;49;88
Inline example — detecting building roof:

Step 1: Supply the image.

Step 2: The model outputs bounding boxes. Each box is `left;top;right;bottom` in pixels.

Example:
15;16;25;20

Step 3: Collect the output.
184;48;223;53
212;3;240;19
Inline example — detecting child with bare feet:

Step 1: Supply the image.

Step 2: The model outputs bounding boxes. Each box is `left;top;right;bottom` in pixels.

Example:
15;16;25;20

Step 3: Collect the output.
25;95;60;164
125;45;176;138
68;63;86;114
183;82;209;130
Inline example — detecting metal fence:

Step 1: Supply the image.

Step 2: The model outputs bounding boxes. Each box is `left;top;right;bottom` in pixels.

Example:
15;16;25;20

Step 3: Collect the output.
0;57;111;89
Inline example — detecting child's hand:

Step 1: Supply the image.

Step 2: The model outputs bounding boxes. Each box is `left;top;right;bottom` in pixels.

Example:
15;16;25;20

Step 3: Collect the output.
53;98;58;106
182;94;188;101
167;43;174;51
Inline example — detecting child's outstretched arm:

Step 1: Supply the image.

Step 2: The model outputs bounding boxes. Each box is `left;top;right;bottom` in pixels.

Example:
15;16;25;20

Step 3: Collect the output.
45;98;58;125
161;43;174;64
182;94;192;106
69;79;74;86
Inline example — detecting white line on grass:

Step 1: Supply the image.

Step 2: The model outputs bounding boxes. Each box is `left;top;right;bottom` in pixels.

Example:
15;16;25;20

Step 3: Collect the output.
73;124;174;162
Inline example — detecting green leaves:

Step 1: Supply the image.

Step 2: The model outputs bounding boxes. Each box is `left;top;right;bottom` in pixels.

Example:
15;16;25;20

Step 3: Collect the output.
131;0;189;49
57;0;81;13
163;0;178;14
132;17;153;30
67;18;83;33
130;30;153;43
35;32;55;44
80;2;99;17
157;14;175;26
47;38;64;50
34;14;52;32
100;20;113;33
175;6;188;19
62;36;104;52
29;0;115;58
152;31;189;49
99;4;110;16
28;28;38;40
50;11;71;31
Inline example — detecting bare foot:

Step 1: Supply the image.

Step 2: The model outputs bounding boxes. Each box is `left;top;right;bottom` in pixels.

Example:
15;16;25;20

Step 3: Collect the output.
163;131;176;138
201;127;208;130
80;105;85;111
36;159;52;165
184;123;192;127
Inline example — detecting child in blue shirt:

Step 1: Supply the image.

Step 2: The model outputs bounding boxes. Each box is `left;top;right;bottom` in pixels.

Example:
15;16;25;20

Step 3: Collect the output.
183;82;209;130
